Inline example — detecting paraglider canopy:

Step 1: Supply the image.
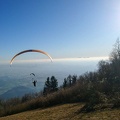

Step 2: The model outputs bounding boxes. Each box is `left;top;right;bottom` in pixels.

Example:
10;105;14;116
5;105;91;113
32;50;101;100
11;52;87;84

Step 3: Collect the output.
30;73;35;76
10;49;53;64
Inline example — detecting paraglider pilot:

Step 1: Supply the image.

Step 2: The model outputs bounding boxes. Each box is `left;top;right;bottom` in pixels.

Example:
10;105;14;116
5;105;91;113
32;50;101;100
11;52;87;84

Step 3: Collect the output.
33;80;37;87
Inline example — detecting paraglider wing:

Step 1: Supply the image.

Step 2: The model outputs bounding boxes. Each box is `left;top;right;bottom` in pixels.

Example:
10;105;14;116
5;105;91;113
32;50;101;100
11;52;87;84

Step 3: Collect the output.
30;73;35;76
10;49;53;64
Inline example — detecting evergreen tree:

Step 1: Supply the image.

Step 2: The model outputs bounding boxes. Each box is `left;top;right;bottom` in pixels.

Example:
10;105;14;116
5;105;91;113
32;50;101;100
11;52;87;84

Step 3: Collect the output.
45;77;51;88
63;78;67;88
72;75;77;85
67;75;72;86
43;76;58;94
50;76;58;92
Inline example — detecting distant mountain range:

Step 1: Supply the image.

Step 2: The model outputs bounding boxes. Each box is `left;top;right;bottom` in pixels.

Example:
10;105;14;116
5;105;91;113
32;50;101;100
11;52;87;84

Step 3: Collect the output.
0;86;36;100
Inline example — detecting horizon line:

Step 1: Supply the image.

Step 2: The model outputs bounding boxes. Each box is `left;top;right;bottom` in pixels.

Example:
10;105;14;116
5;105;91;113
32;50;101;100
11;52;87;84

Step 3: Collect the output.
0;56;109;64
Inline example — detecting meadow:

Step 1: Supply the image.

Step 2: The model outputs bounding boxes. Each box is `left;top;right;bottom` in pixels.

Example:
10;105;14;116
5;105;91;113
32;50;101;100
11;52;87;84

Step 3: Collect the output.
0;103;119;120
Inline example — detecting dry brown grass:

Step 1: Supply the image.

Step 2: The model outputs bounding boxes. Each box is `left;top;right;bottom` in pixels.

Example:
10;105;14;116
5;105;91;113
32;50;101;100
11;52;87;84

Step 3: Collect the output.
0;103;120;120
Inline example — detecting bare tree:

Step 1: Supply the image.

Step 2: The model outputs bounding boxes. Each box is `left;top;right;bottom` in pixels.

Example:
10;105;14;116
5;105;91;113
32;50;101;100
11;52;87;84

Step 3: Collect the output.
110;38;120;61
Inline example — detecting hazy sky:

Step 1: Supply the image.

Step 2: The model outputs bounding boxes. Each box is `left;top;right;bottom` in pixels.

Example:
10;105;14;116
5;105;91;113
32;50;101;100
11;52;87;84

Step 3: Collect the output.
0;0;120;62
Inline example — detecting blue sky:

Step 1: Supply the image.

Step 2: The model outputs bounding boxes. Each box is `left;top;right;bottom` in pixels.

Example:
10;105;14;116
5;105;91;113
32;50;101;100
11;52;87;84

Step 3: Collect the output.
0;0;120;62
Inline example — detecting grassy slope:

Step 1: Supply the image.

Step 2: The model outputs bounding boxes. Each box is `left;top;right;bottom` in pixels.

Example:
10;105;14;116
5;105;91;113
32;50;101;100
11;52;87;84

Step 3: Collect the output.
0;103;120;120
